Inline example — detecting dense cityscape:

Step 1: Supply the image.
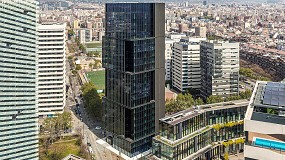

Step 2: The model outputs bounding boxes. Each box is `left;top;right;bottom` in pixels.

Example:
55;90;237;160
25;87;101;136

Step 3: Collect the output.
0;0;285;160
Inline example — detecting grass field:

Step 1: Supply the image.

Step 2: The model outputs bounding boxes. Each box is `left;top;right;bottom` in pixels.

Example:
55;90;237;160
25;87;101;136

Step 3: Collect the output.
86;70;105;90
39;137;81;160
85;42;102;48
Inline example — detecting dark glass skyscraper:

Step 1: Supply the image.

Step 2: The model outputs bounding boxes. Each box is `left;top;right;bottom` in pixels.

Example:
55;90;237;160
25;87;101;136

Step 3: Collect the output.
103;3;165;157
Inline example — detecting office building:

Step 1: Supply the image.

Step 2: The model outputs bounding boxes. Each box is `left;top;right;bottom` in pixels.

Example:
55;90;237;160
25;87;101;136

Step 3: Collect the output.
165;38;175;82
244;81;285;160
200;40;239;99
78;29;92;43
152;100;248;160
103;3;165;157
38;23;67;118
0;1;39;159
172;38;205;93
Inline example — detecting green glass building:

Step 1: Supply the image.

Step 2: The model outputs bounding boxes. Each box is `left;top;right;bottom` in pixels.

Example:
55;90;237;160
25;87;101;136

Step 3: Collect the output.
0;1;38;159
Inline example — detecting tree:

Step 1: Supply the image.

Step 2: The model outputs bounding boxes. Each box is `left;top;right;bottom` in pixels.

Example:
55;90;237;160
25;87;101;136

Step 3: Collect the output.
206;95;224;104
240;89;252;99
94;60;101;69
68;56;73;60
89;63;93;69
76;64;82;70
72;70;78;75
165;93;195;114
81;82;102;120
195;97;204;105
41;111;73;152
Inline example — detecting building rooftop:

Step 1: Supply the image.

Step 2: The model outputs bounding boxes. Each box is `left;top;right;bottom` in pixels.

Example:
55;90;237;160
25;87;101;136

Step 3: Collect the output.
161;99;249;126
253;82;285;110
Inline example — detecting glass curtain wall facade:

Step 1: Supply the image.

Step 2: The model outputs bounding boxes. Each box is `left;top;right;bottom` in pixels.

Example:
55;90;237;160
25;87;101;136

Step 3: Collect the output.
103;3;165;157
0;0;39;159
152;101;248;160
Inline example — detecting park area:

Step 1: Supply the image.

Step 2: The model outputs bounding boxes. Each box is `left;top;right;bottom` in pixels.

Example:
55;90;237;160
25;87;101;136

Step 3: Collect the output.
86;70;105;90
39;136;85;160
85;42;102;49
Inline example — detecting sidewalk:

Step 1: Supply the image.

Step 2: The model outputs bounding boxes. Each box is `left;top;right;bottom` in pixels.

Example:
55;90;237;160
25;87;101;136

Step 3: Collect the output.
96;139;151;160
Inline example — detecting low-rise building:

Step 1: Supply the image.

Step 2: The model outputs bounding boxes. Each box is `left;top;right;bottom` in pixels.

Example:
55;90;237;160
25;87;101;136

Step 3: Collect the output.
244;81;285;160
152;100;248;160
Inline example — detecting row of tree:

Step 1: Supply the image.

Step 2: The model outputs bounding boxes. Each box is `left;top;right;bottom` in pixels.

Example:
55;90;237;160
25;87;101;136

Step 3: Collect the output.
165;89;252;114
87;51;100;57
240;68;270;81
41;112;73;155
165;93;204;114
81;82;102;120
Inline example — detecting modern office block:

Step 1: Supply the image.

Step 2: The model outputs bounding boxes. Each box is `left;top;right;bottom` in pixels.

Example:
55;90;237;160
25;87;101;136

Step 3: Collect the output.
152;100;248;160
103;3;165;157
38;23;66;118
0;1;39;159
172;38;205;93
165;38;175;82
244;81;285;160
200;40;239;99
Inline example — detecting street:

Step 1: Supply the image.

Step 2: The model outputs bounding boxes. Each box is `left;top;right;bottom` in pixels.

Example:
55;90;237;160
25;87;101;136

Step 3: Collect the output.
65;52;117;160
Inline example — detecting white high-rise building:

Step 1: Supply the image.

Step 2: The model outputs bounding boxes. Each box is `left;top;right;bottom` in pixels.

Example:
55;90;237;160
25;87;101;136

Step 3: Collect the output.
38;23;66;118
200;40;239;99
0;1;39;159
165;38;175;81
172;38;205;93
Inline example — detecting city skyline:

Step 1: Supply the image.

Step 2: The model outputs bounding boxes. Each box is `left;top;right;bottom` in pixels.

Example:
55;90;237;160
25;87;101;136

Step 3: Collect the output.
0;1;284;160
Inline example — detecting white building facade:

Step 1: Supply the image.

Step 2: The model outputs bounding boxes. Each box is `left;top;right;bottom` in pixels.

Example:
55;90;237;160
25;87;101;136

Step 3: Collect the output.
200;40;240;99
0;1;39;159
38;23;66;118
244;81;285;160
172;38;205;93
165;38;175;82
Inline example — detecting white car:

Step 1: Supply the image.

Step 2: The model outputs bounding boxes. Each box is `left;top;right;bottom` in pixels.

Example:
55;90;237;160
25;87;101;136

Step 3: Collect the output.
88;146;93;154
95;126;101;130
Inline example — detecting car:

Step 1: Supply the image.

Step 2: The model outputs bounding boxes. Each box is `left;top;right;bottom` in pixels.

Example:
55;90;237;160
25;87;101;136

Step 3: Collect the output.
95;126;101;130
88;146;93;154
87;142;91;146
44;131;50;134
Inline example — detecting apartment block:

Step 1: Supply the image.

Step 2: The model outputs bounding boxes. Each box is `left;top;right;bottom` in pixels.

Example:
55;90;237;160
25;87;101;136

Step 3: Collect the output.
0;1;39;159
165;38;175;82
38;23;66;118
200;40;239;99
244;81;285;160
78;29;92;43
152;100;248;160
172;38;205;93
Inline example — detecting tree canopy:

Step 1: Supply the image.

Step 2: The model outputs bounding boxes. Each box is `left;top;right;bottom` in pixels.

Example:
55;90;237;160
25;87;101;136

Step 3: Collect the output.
166;93;195;114
81;82;102;120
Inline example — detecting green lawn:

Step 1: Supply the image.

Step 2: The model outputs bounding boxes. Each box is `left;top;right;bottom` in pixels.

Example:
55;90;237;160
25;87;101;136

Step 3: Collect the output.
39;137;81;160
85;42;102;48
87;70;105;90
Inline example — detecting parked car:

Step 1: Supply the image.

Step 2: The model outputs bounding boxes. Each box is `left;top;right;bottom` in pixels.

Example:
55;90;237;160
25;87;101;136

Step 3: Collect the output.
95;126;101;130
